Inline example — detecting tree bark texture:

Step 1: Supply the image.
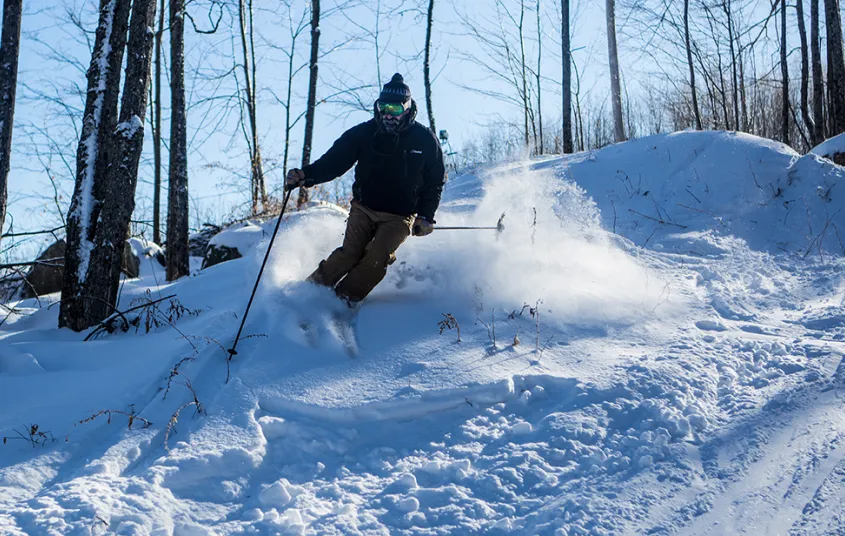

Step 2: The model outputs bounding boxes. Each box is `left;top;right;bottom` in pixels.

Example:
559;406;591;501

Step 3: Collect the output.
238;0;265;215
606;0;625;142
60;0;132;331
723;0;740;130
167;0;189;281
684;0;702;130
0;0;22;241
781;0;790;144
810;0;825;143
561;0;573;152
424;0;436;134
60;0;156;331
795;0;815;145
299;0;320;208
153;0;165;244
90;0;157;321
535;0;543;155
519;0;530;151
824;0;845;136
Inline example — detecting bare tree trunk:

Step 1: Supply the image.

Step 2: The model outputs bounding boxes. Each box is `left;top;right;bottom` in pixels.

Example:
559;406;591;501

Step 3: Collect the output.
560;0;574;154
374;0;382;84
781;0;790;144
299;0;320;208
167;0;189;281
238;0;265;215
811;0;825;143
684;0;702;130
723;0;740;130
574;57;585;150
283;38;296;180
796;0;815;145
60;0;131;331
519;0;530;151
424;0;436;134
60;0;156;331
561;0;573;152
739;45;748;131
825;0;845;136
713;22;730;129
0;0;22;242
536;0;544;154
93;0;156;312
606;0;625;142
248;0;264;210
152;0;165;244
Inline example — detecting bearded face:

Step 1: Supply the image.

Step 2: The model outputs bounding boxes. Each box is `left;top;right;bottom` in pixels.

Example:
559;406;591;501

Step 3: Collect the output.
376;100;411;134
379;111;407;133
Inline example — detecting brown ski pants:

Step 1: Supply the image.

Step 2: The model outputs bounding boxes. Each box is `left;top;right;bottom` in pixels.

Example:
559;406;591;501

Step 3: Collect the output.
309;201;415;302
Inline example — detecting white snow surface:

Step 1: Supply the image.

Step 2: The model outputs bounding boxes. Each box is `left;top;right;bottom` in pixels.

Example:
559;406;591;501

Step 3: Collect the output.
207;202;348;256
3;131;845;534
811;131;845;160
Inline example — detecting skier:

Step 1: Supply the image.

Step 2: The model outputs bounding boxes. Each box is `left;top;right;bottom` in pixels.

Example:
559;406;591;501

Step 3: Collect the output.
285;73;446;306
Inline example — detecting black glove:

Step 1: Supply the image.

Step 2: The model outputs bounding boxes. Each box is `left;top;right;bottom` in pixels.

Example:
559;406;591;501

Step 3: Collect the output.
285;168;306;191
412;217;434;237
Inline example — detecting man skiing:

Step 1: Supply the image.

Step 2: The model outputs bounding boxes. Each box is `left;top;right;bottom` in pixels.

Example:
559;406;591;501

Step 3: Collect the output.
285;73;446;306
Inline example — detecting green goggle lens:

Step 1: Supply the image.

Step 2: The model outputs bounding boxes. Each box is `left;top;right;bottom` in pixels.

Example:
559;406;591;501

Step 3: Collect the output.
378;102;407;117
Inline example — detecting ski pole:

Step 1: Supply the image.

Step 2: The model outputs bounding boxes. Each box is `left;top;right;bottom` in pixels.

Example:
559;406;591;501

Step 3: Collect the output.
227;187;294;369
432;213;506;234
434;226;498;230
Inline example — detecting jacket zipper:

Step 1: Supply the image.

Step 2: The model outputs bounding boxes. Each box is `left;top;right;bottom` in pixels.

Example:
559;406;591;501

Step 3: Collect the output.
403;150;408;178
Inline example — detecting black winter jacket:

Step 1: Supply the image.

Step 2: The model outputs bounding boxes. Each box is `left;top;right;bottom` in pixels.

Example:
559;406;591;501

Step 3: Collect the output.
301;117;446;221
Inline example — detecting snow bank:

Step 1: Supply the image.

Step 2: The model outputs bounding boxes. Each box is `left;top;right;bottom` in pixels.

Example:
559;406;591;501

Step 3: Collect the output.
563;130;845;257
207;202;348;260
810;131;845;164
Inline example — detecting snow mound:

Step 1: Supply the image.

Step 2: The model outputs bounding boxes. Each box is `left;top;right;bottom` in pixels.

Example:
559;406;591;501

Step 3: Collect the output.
811;131;845;165
562;130;845;257
207;202;349;261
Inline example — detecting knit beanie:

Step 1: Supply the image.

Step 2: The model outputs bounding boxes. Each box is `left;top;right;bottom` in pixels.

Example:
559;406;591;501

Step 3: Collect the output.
379;73;412;104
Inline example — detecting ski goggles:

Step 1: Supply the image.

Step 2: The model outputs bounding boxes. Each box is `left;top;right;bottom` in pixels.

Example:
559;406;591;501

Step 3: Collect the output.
377;101;409;117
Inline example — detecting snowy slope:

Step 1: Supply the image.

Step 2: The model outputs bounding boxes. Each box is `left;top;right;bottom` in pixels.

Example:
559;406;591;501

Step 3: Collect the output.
556;130;845;257
2;131;845;535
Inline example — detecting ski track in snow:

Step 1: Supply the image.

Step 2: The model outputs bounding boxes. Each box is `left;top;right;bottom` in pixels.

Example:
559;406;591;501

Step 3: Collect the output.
2;131;845;534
